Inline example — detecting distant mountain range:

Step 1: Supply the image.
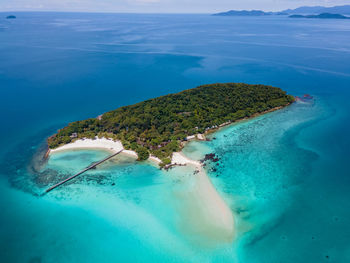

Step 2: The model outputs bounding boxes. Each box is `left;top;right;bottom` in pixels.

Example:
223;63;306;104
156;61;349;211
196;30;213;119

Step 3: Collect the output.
213;5;350;16
283;5;350;15
289;13;350;19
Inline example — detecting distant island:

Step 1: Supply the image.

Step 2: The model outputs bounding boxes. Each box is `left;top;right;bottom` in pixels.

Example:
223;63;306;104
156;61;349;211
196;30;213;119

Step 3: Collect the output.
289;13;350;19
213;10;271;16
48;83;294;166
6;15;16;19
213;4;350;17
283;5;350;15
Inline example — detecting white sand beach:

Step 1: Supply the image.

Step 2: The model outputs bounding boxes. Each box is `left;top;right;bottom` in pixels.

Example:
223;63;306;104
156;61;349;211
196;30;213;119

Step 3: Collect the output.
122;149;138;158
172;165;235;242
195;168;234;240
49;138;139;160
171;152;202;167
49;138;124;153
149;155;162;164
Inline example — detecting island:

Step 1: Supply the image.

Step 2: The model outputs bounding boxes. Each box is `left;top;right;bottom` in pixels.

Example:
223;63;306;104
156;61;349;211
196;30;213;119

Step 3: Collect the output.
6;15;16;19
45;83;294;239
283;5;350;15
214;5;350;17
213;10;271;16
48;83;294;167
289;13;350;19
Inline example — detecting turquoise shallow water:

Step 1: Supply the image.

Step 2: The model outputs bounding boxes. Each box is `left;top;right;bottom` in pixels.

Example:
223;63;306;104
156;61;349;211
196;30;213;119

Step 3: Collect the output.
0;12;350;262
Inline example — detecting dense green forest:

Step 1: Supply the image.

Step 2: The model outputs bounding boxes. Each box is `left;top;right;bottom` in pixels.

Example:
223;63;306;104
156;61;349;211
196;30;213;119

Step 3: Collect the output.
48;83;294;165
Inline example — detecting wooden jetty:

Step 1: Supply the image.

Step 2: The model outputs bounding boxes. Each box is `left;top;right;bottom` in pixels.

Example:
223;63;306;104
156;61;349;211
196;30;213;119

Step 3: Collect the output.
45;149;123;193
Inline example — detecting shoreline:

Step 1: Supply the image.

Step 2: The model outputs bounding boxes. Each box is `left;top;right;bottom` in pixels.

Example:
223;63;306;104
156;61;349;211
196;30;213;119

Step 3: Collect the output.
179;103;293;151
48;137;187;167
48;137;144;162
191;103;292;141
48;103;293;167
171;152;201;167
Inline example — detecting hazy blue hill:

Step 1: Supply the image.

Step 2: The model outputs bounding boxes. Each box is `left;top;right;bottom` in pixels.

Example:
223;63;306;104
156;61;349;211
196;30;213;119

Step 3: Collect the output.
6;15;16;19
215;5;350;16
289;13;350;19
325;5;350;14
213;10;271;16
284;5;350;15
284;6;325;14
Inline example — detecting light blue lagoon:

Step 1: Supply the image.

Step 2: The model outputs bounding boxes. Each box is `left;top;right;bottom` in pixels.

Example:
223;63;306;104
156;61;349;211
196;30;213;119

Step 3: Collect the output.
0;13;349;262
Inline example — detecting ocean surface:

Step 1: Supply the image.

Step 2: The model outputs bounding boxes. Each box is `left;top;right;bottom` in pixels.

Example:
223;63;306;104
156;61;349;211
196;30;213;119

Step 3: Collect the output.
0;12;349;262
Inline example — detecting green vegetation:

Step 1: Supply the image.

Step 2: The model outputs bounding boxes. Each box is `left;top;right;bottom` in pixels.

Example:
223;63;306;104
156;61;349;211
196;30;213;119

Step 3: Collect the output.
135;147;149;161
48;83;294;162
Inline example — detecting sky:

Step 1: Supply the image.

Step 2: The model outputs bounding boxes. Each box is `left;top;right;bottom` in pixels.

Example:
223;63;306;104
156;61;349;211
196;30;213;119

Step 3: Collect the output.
0;0;349;13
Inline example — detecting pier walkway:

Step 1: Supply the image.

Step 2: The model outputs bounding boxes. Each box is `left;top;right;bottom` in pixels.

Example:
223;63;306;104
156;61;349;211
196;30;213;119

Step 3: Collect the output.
45;149;123;193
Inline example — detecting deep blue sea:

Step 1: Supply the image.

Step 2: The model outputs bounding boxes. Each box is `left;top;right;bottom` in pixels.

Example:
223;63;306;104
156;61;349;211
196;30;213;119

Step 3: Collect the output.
0;12;349;263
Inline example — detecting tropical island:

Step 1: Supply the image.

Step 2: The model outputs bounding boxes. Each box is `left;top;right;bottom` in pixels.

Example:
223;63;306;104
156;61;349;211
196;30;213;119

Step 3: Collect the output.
48;83;294;166
6;15;16;19
289;13;350;19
